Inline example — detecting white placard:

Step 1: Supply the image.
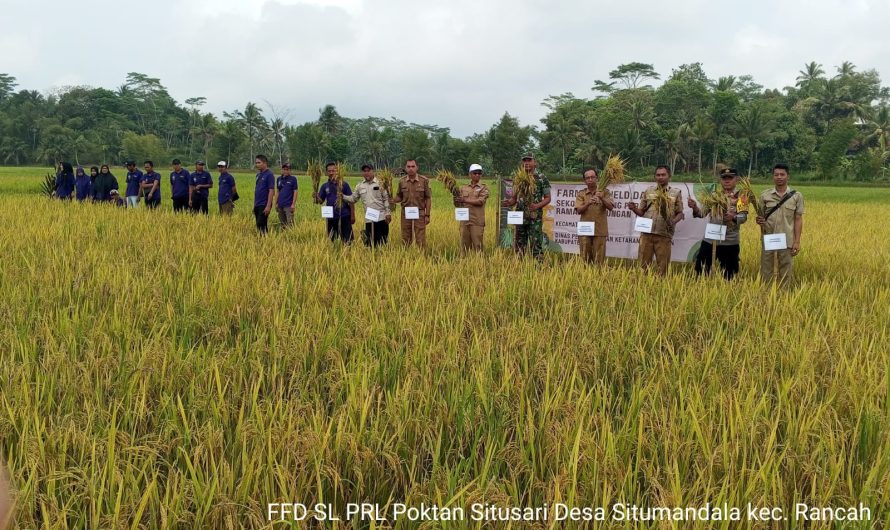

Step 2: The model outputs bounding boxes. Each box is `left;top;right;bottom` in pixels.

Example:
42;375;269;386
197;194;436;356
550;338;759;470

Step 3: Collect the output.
365;207;381;222
507;211;524;225
634;217;654;233
577;221;595;236
705;223;727;241
405;206;420;220
321;206;334;219
455;208;470;221
763;233;787;251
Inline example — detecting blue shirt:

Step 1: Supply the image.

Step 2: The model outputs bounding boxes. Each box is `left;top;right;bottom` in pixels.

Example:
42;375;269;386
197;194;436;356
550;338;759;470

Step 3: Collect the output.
125;170;143;196
218;172;236;204
276;175;299;208
318;180;353;218
190;171;213;198
170;169;190;199
254;169;275;208
142;171;162;201
75;174;91;201
56;172;75;199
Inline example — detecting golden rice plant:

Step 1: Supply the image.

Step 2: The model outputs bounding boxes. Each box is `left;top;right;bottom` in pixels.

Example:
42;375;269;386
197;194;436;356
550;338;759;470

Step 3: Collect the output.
737;176;764;216
599;154;626;192
307;159;323;195
334;162;347;210
377;167;394;198
696;182;729;220
511;165;535;209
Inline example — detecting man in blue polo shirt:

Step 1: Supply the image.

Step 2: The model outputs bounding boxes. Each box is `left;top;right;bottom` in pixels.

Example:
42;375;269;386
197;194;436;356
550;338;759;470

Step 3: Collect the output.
314;161;354;243
217;161;237;216
140;160;162;209
189;160;213;214
276;162;299;228
124;161;143;208
254;154;276;233
170;159;190;212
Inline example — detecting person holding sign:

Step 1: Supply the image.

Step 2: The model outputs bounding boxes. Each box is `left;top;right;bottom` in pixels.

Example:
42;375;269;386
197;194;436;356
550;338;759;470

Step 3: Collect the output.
455;163;490;252
574;167;614;264
253;155;276;234
343;163;391;247
501;153;551;260
276;162;299;228
756;163;804;286
315;162;355;243
393;159;432;248
689;167;748;279
627;165;684;276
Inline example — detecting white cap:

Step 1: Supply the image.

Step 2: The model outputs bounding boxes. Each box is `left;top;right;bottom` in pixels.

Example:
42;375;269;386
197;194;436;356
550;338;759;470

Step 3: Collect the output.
217;160;227;167
110;189;119;195
468;163;483;173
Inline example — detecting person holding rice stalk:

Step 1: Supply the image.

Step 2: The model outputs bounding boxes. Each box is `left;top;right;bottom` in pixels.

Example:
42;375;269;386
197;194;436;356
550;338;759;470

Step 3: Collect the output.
314;161;355;243
454;163;490;252
756;163;804;285
393;159;432;248
688;167;747;279
627;165;684;276
501;153;551;260
343;163;392;247
574;167;614;264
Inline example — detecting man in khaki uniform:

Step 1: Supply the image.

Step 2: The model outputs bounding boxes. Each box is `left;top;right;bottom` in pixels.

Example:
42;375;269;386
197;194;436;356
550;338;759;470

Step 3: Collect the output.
574;167;614;264
344;163;392;247
628;165;684;276
455;163;490;251
756;163;804;285
393;159;432;247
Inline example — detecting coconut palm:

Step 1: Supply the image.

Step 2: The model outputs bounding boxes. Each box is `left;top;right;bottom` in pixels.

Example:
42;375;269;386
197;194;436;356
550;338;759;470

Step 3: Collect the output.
736;103;774;176
864;106;890;151
796;62;825;87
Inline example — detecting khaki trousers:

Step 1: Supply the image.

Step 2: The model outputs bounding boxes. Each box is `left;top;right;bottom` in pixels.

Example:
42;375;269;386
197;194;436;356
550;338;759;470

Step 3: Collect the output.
639;233;672;276
579;235;606;264
460;224;484;251
760;248;793;286
401;217;427;248
219;201;234;216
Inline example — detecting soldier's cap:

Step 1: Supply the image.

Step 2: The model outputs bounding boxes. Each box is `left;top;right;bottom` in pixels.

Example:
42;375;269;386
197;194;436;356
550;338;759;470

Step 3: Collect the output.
172;158;182;165
468;163;483;173
125;160;136;166
281;162;291;169
360;163;374;171
521;152;535;160
195;160;206;166
720;168;739;178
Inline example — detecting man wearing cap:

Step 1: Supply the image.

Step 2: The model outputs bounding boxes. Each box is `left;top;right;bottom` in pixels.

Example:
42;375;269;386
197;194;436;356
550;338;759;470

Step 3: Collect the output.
756;163;804;286
170;159;190;212
276;163;299;228
455;163;490;251
109;189;126;208
393;159;432;248
501;153;551;260
688;167;748;279
343;163;391;247
315;161;355;243
124;161;143;208
627;165;684;276
217;161;237;216
140;160;162;209
574;167;614;264
189;161;213;214
254;155;276;233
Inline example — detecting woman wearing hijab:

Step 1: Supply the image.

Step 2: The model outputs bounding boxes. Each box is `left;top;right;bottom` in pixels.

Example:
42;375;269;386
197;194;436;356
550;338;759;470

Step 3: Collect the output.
90;164;119;202
74;166;91;201
89;166;99;184
55;162;75;200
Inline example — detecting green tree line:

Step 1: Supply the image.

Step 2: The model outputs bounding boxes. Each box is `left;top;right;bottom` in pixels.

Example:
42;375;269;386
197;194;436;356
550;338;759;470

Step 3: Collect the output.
1;62;889;179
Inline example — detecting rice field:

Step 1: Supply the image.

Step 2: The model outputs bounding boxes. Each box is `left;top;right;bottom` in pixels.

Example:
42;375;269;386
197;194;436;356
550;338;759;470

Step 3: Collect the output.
1;167;889;529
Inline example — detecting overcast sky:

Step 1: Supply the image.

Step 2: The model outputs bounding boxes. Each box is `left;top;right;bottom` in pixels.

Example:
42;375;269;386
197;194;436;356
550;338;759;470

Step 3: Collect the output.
1;0;888;136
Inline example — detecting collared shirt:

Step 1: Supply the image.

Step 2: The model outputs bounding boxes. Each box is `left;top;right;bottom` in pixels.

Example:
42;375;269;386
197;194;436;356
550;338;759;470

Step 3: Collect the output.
170;169;190;199
638;184;683;238
344;178;391;217
457;182;489;227
75;174;91;201
254;168;276;208
318;179;353;218
760;187;804;244
190;171;213;198
276;174;299;208
125;170;143;196
395;175;431;214
516;173;551;223
218;172;236;204
696;189;748;246
141;171;162;201
575;188;613;236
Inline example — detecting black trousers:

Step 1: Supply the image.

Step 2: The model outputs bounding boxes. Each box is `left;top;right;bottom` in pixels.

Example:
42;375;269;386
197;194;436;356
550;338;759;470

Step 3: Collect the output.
694;241;740;280
172;197;188;212
254;206;270;233
191;196;209;214
326;217;354;243
145;198;160;209
362;220;389;247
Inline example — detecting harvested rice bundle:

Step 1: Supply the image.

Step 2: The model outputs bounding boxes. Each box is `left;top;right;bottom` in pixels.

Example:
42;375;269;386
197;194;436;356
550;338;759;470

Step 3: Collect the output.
599;155;626;192
307;160;323;195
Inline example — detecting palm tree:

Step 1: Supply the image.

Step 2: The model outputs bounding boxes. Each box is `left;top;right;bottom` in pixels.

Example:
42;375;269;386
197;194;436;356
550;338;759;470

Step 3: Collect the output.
269;117;287;166
573;129;608;168
864;106;890;152
235;102;269;164
796;62;825;87
690;116;714;175
798;78;861;125
736;104;773;176
547;115;579;174
661;127;684;175
715;76;737;92
836;61;856;78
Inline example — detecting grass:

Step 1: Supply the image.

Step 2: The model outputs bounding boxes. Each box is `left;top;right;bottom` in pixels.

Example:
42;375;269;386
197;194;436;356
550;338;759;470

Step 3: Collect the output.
0;166;889;528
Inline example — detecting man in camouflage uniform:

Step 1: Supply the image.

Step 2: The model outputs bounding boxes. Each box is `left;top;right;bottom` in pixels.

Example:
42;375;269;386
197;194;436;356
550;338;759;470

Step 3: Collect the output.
501;153;551;260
